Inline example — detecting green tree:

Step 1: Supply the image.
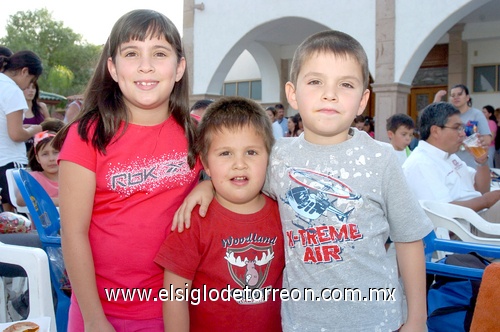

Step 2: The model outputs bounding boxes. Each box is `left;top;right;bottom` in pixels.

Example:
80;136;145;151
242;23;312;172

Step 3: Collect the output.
0;8;101;96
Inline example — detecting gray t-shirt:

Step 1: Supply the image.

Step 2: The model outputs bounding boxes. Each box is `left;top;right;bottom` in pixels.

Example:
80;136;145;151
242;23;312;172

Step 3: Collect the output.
265;129;433;331
456;107;491;168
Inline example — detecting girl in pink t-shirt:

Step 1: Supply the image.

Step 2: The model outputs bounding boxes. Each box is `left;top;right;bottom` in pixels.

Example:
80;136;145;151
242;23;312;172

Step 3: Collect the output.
482;105;497;168
52;9;201;332
16;130;59;207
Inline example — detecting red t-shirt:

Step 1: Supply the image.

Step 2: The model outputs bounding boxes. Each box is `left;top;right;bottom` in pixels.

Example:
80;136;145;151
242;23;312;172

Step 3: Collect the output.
155;196;284;331
59;117;201;319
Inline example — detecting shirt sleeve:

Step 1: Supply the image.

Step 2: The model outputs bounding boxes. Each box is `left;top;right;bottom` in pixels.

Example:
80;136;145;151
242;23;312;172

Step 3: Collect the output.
154;211;203;281
403;159;453;203
383;154;434;242
3;86;28;115
476;111;492;136
57;124;97;172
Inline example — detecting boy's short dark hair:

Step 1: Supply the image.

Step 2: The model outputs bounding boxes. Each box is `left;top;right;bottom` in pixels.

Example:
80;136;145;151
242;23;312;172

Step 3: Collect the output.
418;102;460;141
289;30;369;89
196;96;275;163
353;115;365;124
386;113;415;133
41;118;65;133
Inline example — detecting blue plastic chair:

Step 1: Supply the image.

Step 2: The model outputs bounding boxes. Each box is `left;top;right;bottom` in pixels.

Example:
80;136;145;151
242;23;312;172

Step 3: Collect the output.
13;169;69;332
423;231;500;280
424;231;500;330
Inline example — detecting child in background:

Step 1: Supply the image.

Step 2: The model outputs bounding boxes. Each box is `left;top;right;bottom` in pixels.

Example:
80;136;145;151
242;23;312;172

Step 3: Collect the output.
156;96;284;331
353;114;365;131
16;131;59;207
386;113;415;166
40;117;65;133
53;9;201;332
482;105;497;168
174;30;433;331
363;116;375;138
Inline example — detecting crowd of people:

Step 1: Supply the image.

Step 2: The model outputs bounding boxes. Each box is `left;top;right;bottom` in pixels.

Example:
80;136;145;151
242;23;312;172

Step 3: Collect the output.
1;8;500;332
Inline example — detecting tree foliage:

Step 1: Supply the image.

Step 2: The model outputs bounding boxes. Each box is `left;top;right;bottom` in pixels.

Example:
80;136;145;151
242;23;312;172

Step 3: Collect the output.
0;8;102;97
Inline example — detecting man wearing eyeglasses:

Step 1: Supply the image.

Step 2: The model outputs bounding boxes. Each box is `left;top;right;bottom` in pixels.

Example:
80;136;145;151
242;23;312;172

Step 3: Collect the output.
402;102;500;236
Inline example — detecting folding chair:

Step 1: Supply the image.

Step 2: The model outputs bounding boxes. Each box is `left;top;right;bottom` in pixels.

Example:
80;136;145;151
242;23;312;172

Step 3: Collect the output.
12;169;69;332
420;200;500;251
0;242;56;332
5;168;29;216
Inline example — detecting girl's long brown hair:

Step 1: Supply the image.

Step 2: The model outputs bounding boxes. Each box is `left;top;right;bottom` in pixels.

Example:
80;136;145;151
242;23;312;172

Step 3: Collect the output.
53;9;197;168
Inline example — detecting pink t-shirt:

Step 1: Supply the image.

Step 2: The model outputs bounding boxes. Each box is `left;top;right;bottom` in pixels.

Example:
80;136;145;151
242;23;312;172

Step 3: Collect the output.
58;117;201;320
30;171;58;198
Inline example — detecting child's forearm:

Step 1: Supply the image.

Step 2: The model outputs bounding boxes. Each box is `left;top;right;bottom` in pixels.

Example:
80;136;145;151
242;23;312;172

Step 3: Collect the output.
163;271;191;331
172;179;214;232
394;240;427;331
63;230;107;327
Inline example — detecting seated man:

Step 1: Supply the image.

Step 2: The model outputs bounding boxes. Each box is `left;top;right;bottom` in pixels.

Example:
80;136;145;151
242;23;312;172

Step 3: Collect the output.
403;102;500;237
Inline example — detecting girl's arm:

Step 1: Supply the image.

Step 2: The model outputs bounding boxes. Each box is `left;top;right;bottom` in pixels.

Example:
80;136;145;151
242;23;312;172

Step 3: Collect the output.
65;102;81;123
6;111;42;142
15;188;26;206
59;161;115;332
395;240;427;332
39;102;50;119
171;180;214;232
163;271;192;332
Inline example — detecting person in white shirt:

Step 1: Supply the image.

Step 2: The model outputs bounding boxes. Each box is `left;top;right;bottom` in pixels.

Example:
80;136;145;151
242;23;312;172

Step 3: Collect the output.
274;103;288;135
265;106;284;140
403;102;500;236
0;50;43;211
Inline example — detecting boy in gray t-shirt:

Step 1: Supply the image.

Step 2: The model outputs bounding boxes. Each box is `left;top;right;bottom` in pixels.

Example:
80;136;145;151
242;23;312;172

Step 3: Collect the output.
264;30;432;331
174;30;433;331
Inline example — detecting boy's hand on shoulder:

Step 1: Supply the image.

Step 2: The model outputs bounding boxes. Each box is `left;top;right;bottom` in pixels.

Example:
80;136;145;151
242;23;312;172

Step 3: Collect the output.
171;180;215;232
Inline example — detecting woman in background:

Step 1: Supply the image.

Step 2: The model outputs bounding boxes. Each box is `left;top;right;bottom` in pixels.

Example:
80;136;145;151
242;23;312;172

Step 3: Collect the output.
23;81;50;151
0;50;43;211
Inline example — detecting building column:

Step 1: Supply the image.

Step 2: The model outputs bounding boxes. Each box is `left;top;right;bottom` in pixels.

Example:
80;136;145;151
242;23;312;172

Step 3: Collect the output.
183;0;195;97
183;0;217;105
372;0;410;141
371;83;412;141
447;23;467;89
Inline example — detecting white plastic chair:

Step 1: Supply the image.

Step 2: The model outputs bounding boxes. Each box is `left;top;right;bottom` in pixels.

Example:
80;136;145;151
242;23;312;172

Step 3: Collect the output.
5;169;30;215
0;242;56;332
419;200;500;246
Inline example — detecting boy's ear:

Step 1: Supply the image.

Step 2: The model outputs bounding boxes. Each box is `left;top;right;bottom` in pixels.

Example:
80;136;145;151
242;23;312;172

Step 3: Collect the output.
357;89;370;115
429;124;441;138
285;82;298;110
387;131;394;140
201;159;211;177
107;57;118;82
